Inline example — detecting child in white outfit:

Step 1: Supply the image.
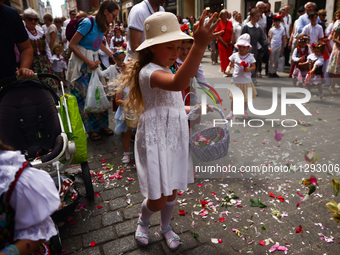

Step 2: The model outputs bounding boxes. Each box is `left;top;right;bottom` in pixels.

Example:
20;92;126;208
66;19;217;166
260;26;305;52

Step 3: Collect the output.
0;140;60;255
301;42;326;100
117;11;221;251
51;44;67;86
225;33;256;119
268;15;286;77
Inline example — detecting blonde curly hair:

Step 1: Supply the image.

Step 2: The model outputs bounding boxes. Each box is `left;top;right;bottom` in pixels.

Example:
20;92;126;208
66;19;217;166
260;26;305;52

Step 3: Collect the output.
115;48;153;117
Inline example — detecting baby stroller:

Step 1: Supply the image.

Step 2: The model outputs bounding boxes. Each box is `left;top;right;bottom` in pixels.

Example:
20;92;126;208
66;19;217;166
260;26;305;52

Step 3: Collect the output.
0;73;94;253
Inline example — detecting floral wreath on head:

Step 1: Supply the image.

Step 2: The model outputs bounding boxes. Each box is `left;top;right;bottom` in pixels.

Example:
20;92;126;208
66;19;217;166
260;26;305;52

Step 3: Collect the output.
113;48;126;57
180;24;193;37
311;42;325;48
114;25;121;31
334;25;340;32
298;35;310;43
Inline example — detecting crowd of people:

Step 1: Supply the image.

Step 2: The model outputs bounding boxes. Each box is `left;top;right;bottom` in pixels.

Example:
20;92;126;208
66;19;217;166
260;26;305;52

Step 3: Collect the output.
1;0;340;253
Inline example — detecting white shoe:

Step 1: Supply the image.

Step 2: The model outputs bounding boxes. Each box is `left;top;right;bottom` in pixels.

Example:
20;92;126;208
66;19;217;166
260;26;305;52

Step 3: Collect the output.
226;112;234;119
122;153;130;164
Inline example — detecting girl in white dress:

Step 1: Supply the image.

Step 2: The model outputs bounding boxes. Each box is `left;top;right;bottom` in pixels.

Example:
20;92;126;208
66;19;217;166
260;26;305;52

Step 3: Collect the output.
225;33;256;119
117;11;221;251
0;140;60;255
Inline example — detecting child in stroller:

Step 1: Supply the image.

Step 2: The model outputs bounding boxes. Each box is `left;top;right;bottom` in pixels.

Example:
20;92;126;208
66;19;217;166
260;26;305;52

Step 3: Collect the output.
0;139;60;255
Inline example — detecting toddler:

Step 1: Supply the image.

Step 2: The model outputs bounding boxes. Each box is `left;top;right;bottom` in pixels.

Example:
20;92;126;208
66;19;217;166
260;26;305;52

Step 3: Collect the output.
225;33;256;119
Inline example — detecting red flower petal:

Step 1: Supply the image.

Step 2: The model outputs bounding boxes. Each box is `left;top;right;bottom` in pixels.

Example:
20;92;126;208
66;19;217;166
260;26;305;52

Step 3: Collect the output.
197;184;202;187
269;192;277;198
179;209;185;216
102;159;107;163
97;205;102;209
277;196;285;202
89;241;96;247
200;200;208;206
219;217;226;222
211;192;216;196
309;175;318;186
178;191;183;195
218;239;223;243
295;225;303;233
259;240;265;246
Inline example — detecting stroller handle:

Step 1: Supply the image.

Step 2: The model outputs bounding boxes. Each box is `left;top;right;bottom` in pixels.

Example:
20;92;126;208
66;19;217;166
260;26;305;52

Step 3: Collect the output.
0;73;61;87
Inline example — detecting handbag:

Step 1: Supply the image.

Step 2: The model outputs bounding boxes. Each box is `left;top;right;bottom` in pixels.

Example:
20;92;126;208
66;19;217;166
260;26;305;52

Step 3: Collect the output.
84;68;111;113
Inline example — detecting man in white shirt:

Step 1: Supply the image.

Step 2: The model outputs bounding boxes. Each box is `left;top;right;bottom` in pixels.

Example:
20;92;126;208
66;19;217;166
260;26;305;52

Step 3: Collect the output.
295;2;320;34
126;0;165;60
282;6;292;65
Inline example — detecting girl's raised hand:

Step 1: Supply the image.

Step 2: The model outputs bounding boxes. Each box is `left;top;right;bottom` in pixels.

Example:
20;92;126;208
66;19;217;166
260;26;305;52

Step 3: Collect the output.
193;10;223;48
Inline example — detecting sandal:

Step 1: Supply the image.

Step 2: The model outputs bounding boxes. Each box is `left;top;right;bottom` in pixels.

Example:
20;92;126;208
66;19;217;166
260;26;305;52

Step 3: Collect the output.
100;127;114;136
162;226;181;251
329;87;337;95
135;218;150;246
89;131;101;141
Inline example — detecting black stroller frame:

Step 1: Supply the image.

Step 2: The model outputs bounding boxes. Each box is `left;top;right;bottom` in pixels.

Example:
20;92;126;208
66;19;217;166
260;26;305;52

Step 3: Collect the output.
0;73;94;253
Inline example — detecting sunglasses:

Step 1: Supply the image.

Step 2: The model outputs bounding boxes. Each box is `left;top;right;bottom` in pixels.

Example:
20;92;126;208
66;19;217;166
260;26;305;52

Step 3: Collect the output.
27;17;39;22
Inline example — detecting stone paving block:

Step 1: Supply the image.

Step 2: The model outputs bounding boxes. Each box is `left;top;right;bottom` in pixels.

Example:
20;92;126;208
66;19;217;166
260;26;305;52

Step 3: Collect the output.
70;215;101;236
123;204;141;220
109;197;128;211
172;216;194;234
83;226;116;247
74;247;101;255
100;187;127;201
115;218;138;237
148;226;164;244
102;211;124;226
129;192;145;204
184;245;220;255
81;202;110;218
60;235;83;253
102;235;138;255
92;183;105;193
126;243;165;255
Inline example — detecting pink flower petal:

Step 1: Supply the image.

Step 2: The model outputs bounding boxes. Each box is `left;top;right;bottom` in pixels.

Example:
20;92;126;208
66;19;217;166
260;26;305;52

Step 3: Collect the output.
259;240;265;246
269;243;279;252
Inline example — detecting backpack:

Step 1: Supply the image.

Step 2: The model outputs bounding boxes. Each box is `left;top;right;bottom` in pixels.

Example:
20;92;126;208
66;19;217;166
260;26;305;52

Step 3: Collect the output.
66;16;94;42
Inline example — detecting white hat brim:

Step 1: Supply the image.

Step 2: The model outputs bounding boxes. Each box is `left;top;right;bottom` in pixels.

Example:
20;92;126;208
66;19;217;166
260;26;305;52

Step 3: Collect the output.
136;31;193;51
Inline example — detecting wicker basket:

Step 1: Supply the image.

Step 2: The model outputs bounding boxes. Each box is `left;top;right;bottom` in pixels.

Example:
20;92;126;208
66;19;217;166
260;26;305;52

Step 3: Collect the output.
189;106;230;162
126;116;138;128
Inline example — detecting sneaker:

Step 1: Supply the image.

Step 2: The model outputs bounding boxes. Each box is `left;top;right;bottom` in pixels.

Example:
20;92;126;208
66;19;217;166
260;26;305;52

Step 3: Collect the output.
268;73;274;78
273;73;280;78
243;112;249;119
226;112;234;119
122;153;130;164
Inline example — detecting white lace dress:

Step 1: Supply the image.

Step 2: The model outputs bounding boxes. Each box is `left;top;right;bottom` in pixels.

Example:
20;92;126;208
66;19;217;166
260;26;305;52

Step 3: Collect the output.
135;63;194;200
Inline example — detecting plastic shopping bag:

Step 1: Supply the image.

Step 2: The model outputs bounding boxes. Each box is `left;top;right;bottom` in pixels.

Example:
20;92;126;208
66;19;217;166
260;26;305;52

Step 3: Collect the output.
278;55;285;72
59;94;88;164
84;68;111;113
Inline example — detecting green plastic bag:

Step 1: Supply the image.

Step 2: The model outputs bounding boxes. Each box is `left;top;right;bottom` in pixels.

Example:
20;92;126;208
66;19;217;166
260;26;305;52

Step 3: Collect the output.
59;94;88;164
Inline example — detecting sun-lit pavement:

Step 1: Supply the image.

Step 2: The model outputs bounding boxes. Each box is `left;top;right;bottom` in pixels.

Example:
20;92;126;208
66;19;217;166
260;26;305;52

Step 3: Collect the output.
57;51;340;255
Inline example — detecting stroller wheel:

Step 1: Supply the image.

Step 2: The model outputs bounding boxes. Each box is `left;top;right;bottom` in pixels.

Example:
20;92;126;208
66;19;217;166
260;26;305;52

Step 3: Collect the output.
50;224;62;254
81;161;94;201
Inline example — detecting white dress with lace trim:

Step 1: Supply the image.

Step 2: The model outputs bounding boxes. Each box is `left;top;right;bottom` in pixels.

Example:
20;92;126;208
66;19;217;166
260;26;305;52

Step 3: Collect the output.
135;63;194;200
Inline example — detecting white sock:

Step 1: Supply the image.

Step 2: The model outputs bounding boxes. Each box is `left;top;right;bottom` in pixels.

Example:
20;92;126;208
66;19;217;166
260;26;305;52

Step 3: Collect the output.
136;200;155;244
160;200;176;230
161;200;180;249
228;111;233;114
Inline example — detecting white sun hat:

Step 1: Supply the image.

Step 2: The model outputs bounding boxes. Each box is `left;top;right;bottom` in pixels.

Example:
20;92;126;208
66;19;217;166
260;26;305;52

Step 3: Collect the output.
136;12;193;52
234;33;252;50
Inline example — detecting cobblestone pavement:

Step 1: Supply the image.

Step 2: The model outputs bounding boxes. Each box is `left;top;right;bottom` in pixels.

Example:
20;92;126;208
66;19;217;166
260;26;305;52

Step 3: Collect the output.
56;51;340;255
